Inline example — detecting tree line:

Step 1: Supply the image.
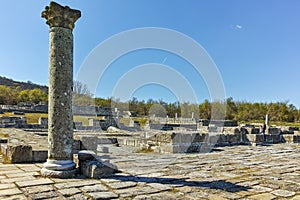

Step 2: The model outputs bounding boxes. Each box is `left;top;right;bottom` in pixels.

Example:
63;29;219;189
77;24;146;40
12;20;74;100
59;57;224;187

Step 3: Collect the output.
0;85;47;105
1;82;300;123
79;96;300;123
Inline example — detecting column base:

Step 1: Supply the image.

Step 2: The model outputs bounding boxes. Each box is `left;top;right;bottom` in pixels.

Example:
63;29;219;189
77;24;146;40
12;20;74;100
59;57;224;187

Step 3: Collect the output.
41;159;77;178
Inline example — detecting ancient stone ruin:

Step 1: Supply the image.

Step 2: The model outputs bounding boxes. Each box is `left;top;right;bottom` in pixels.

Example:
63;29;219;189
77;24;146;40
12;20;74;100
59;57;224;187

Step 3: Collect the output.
40;1;81;178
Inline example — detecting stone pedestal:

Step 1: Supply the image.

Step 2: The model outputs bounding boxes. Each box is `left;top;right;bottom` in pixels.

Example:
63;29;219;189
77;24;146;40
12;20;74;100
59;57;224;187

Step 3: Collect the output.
41;2;81;178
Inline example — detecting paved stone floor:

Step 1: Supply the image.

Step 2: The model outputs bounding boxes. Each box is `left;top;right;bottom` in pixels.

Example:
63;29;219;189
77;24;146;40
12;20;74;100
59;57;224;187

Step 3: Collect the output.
1;143;300;199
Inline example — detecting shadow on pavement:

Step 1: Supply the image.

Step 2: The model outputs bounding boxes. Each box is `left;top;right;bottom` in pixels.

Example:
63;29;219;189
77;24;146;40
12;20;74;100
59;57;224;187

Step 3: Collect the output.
105;174;251;192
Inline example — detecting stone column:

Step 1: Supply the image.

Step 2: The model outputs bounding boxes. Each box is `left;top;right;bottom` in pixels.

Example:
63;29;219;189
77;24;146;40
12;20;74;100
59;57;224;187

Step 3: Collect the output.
41;2;81;178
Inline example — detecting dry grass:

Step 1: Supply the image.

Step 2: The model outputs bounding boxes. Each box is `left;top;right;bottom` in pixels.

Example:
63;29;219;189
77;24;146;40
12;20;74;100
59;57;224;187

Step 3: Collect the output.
0;132;9;138
0;112;102;126
136;147;154;153
24;113;48;124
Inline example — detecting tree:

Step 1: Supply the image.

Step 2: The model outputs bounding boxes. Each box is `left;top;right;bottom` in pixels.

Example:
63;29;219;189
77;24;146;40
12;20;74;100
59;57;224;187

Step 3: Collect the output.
28;89;48;104
73;80;93;97
199;99;211;119
0;85;17;105
18;89;31;103
73;81;93;105
226;97;237;120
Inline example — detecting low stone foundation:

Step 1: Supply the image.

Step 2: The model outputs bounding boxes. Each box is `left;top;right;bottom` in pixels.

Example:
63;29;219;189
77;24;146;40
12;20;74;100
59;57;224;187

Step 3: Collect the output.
77;150;118;178
0;144;48;163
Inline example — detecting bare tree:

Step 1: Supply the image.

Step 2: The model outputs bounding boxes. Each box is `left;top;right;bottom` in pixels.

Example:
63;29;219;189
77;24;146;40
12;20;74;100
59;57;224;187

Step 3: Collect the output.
73;80;92;97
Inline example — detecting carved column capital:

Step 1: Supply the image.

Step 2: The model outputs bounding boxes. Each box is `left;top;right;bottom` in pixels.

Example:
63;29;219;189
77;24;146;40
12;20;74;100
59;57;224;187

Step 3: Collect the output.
42;1;81;30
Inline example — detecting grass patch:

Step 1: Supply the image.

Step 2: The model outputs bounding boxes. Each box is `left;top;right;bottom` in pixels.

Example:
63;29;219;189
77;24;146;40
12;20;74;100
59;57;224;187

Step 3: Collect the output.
73;115;90;126
0;132;9;138
170;188;180;193
119;117;149;127
0;112;102;126
136;147;154;153
25;113;48;124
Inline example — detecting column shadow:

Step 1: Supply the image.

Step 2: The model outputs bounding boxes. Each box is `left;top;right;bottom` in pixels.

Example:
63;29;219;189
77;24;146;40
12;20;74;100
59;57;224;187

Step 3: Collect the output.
104;174;251;192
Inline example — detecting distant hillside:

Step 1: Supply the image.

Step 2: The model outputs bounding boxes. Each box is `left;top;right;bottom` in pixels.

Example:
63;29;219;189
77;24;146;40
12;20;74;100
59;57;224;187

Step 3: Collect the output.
0;76;48;92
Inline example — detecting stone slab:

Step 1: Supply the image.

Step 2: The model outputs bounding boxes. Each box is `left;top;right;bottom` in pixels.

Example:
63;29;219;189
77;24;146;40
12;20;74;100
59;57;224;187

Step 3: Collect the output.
1;176;36;184
0;183;16;190
88;192;118;199
59;188;81;196
22;185;55;195
15;178;54;188
271;189;296;197
28;191;59;199
0;188;23;197
5;171;39;178
106;181;137;189
80;184;109;192
54;180;100;189
3;194;27;200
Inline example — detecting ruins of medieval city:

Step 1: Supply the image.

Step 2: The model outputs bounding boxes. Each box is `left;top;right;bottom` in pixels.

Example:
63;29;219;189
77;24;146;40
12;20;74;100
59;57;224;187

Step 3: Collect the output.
1;2;300;200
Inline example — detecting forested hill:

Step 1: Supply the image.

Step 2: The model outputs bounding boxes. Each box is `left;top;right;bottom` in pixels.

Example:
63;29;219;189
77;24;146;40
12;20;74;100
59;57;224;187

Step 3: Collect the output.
0;76;48;93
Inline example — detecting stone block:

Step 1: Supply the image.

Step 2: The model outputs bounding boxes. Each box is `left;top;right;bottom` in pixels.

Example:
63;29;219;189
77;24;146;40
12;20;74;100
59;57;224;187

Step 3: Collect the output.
282;135;293;143
99;146;109;153
78;150;96;161
0;143;7;155
80;160;118;178
4;144;32;163
159;144;173;153
181;134;192;144
75;136;98;152
268;128;281;134
126;139;136;146
246;134;257;143
98;138;118;144
171;133;182;144
72;139;81;154
0;138;8;143
294;135;300;143
32;150;48;162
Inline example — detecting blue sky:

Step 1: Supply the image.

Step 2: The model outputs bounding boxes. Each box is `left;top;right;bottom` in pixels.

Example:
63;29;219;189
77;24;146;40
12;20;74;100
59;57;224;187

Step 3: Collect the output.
0;1;300;107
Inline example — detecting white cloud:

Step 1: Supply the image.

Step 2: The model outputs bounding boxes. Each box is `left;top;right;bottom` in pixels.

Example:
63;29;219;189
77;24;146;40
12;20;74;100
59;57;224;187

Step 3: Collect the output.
235;24;242;29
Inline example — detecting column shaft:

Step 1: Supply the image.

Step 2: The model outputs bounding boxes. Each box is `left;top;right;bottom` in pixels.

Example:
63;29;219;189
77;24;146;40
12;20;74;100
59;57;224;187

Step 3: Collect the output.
48;27;73;160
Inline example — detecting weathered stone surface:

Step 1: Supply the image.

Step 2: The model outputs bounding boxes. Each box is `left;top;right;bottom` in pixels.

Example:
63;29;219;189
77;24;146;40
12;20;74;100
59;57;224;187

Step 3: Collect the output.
22;185;55;194
2;142;300;198
80;184;109;192
32;150;48;162
15;178;54;188
77;136;98;152
4;144;32;163
80;160;118;178
271;189;296;197
5;171;39;178
41;1;81;178
88;192;118;199
59;188;81;196
42;1;81;29
2;195;27;200
78;150;96;161
28;191;59;199
1;176;35;184
69;194;89;200
0;188;23;197
0;183;16;190
54;180;100;189
106;181;137;189
41;167;78;179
